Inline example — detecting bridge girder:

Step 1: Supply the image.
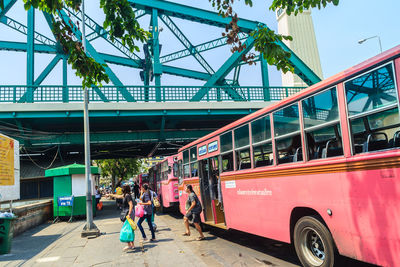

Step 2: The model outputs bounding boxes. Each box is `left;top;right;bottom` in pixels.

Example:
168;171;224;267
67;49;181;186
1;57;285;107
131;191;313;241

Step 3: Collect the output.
0;0;320;157
0;0;321;102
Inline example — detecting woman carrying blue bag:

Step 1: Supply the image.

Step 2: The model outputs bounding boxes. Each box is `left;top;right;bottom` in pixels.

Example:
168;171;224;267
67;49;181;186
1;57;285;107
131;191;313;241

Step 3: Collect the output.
108;184;136;251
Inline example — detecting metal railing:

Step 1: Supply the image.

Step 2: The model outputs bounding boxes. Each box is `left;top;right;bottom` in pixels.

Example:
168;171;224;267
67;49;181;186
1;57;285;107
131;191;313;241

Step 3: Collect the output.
0;86;305;103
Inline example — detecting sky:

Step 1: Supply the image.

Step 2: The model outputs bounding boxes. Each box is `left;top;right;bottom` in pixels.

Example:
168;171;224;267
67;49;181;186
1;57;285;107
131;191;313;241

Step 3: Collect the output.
0;0;399;87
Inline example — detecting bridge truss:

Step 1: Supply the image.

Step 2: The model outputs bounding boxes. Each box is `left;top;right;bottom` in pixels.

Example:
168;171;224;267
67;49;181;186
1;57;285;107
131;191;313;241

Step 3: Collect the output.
0;0;321;161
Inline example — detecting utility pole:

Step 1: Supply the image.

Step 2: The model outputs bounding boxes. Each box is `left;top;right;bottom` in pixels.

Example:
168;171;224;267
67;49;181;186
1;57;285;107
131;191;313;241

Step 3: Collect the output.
81;0;100;238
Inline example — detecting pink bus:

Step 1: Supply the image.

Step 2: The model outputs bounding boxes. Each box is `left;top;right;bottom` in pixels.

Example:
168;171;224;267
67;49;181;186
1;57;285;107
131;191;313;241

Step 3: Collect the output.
138;173;155;191
178;45;400;267
156;155;180;211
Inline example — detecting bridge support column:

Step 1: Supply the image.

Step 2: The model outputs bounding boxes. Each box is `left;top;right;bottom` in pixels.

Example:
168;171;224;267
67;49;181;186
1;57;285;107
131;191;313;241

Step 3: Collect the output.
261;55;270;101
151;8;162;102
27;7;35;103
62;56;69;103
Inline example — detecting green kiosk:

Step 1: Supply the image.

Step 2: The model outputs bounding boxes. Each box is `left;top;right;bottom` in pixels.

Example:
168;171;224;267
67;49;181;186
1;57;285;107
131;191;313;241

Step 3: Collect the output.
45;164;99;221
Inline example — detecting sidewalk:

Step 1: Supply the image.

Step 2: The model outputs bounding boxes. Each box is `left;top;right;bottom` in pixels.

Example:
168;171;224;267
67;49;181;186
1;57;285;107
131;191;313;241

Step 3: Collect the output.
0;200;207;267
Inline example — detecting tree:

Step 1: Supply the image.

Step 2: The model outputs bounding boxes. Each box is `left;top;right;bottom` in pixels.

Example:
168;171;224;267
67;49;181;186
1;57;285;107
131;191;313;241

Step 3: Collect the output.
95;158;147;189
0;0;339;88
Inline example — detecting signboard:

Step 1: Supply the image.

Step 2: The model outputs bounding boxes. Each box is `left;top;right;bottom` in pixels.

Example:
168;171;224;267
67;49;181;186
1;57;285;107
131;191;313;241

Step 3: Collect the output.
0;134;20;201
198;145;207;156
208;141;218;153
225;180;236;189
0;134;14;185
58;196;74;207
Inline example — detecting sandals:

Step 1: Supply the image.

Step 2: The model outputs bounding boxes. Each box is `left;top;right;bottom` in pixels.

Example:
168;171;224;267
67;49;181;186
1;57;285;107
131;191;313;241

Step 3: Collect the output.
123;246;135;251
182;233;190;236
196;236;205;241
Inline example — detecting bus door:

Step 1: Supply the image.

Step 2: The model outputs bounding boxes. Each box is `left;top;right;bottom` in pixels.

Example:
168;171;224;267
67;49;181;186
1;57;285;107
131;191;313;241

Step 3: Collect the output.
209;156;225;225
199;159;213;222
199;157;226;226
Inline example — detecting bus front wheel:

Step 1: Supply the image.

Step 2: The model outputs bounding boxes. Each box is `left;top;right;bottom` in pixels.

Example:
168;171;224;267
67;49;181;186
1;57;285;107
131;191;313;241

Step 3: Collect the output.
294;216;335;267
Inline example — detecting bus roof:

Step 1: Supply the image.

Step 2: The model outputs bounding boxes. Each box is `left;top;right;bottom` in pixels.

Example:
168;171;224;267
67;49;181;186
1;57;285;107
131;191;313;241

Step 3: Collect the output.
179;45;400;153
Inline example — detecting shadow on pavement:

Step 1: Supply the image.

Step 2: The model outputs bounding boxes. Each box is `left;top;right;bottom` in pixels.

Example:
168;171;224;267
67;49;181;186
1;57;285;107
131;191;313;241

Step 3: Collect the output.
0;223;61;263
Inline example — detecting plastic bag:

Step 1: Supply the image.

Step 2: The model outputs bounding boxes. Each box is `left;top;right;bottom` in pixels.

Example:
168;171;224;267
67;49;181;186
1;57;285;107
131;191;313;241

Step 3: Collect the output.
135;204;144;218
119;220;135;242
153;198;160;208
126;215;137;231
96;202;103;210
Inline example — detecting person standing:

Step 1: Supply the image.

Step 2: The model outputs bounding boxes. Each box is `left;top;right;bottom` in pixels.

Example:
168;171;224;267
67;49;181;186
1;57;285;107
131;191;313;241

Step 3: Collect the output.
137;184;156;242
182;184;205;241
115;179;123;210
95;186;101;206
133;181;140;199
108;185;136;251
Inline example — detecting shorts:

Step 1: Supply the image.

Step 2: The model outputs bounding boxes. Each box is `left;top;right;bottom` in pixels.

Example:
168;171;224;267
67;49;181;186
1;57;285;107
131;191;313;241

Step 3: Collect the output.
185;211;201;224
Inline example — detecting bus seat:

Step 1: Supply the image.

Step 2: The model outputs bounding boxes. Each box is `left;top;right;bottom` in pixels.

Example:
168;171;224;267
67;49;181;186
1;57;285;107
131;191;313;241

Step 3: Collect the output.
327;147;343;157
255;159;270;167
322;139;342;158
293;147;303;162
393;130;400;147
239;162;251;170
313;146;322;159
279;155;293;164
354;144;363;153
363;132;388;152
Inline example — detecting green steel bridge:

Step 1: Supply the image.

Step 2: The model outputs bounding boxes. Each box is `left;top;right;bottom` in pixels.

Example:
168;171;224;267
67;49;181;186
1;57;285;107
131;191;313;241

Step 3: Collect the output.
0;0;319;160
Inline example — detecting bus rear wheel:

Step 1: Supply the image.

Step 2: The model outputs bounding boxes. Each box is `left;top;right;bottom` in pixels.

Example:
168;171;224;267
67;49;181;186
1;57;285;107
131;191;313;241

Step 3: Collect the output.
294;216;335;267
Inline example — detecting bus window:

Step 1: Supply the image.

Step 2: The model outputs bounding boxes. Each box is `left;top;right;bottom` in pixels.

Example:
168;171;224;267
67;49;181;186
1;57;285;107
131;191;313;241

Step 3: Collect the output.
221;131;233;152
253;142;273;167
345;63;400;154
161;161;168;180
189;146;198;176
234;124;251;170
273;103;302;164
173;162;179;178
178;160;183;184
252;115;273;167
222;153;234;172
302;87;343;160
183;149;190;178
183;150;189;164
183;164;190;178
191;161;199;177
221;131;234;172
236;149;251;170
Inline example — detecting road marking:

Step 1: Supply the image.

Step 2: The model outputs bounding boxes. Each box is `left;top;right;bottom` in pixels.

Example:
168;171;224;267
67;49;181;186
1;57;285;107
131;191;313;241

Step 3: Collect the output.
36;256;60;263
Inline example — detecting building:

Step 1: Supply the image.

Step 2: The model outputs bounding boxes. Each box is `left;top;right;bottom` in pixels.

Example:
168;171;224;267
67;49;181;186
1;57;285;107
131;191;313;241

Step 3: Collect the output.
276;8;323;87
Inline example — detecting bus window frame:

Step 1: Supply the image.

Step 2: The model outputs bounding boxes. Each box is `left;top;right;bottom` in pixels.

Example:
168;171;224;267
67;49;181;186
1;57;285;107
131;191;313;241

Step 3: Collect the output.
249;113;277;168
301;86;345;161
343;61;400;155
233;123;252;170
189;146;198;177
272;102;303;165
182;149;191;179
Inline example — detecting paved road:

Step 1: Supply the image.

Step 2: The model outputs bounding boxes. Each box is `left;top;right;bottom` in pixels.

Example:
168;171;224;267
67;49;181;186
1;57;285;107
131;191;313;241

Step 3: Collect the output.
0;200;377;267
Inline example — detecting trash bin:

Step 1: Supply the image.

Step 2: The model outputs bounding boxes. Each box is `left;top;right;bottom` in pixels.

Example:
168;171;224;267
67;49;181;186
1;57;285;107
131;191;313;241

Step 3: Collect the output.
0;217;16;254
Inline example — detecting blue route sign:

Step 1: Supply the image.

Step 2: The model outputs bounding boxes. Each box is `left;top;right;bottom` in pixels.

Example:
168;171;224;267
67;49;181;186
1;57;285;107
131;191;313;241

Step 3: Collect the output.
58;196;74;207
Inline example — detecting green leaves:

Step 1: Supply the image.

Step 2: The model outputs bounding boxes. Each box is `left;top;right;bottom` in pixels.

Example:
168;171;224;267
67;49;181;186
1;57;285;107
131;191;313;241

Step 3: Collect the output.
95;158;147;181
270;0;340;16
252;26;294;73
100;0;150;53
52;16;109;88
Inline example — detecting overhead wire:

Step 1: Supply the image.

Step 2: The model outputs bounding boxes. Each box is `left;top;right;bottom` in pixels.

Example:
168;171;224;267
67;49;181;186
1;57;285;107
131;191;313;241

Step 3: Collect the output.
22;146;60;170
